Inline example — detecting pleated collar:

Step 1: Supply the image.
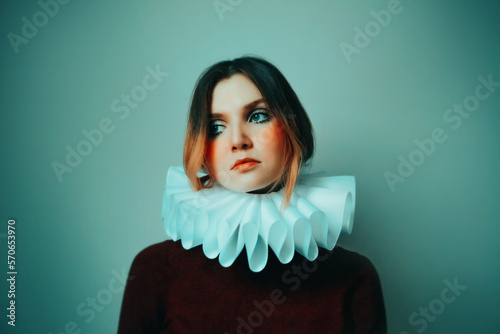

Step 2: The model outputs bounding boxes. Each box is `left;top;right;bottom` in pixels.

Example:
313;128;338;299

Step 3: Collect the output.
161;166;356;272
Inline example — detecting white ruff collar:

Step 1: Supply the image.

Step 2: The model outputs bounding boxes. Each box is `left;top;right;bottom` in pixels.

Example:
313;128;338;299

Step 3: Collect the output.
161;166;356;272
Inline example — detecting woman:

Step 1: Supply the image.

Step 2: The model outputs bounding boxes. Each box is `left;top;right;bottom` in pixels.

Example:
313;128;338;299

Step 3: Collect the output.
118;56;386;333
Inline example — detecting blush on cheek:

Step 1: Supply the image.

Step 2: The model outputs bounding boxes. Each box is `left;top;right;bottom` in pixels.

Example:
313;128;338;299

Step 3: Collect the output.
271;121;286;148
204;142;216;170
254;128;274;148
274;121;286;139
272;122;287;161
255;121;285;149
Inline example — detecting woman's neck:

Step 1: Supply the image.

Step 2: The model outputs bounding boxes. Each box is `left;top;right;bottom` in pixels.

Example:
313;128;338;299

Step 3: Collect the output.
247;181;283;194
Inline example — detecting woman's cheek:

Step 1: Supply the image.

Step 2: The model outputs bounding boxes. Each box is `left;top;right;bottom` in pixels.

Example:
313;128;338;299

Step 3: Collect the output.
254;126;278;150
205;142;217;170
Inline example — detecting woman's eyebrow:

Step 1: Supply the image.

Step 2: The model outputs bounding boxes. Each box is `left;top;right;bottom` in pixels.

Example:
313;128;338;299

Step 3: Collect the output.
242;98;265;111
209;98;266;119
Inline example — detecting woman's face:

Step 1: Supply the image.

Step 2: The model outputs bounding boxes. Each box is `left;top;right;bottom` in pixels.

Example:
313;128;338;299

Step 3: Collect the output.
205;74;285;193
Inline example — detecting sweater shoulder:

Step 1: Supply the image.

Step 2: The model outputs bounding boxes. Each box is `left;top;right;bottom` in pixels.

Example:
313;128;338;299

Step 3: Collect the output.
331;246;377;269
322;246;381;281
129;239;183;275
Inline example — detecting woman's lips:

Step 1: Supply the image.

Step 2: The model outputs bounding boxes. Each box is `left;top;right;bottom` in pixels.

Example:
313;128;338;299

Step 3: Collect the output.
232;158;260;171
232;161;259;171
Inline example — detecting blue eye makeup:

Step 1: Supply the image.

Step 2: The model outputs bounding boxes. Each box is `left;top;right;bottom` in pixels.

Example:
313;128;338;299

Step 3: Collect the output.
249;109;271;123
207;108;271;138
208;121;225;137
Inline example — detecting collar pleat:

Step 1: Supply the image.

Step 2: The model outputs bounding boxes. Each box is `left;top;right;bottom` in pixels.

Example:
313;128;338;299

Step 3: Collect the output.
162;166;356;272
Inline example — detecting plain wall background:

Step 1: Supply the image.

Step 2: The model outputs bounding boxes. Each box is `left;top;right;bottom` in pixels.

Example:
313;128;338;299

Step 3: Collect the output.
1;0;499;333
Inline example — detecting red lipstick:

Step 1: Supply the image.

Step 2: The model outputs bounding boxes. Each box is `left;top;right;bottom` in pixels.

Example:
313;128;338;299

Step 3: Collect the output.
231;158;260;171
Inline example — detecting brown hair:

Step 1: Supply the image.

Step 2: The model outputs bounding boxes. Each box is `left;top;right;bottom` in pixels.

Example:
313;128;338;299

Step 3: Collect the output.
183;56;314;208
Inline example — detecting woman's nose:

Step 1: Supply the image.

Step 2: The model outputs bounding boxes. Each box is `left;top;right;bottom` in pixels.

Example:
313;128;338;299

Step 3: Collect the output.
231;123;252;151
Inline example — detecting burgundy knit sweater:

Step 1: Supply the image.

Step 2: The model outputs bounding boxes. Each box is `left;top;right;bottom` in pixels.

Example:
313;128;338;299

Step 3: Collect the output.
117;240;386;333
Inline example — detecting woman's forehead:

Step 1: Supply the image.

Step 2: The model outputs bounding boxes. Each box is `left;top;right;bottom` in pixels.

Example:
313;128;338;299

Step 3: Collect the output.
211;74;265;113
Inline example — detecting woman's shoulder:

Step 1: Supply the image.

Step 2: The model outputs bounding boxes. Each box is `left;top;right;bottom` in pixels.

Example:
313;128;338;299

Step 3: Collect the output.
308;246;382;285
133;239;178;258
131;239;183;264
127;240;187;276
328;246;378;272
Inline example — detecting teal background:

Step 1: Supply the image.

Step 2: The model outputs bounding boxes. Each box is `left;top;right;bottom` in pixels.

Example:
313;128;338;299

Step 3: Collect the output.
1;0;499;333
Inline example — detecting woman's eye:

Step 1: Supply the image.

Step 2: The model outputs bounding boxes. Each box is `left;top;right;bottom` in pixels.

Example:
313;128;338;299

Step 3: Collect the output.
208;122;224;137
249;110;271;123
